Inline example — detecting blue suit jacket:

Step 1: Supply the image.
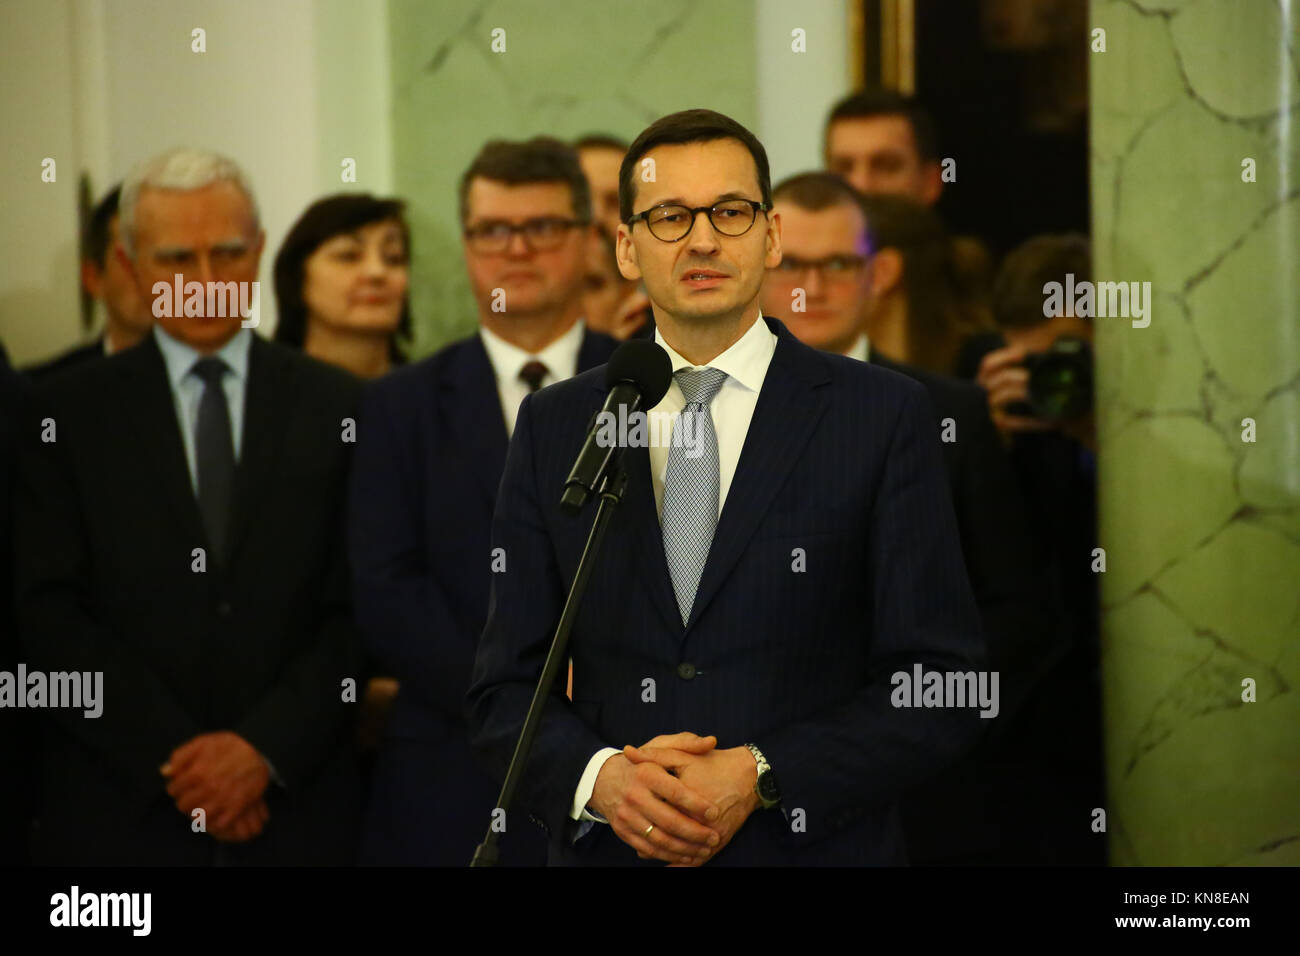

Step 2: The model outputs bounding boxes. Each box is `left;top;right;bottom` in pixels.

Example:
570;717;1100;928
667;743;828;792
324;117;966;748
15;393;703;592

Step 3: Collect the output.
348;328;616;865
467;317;988;866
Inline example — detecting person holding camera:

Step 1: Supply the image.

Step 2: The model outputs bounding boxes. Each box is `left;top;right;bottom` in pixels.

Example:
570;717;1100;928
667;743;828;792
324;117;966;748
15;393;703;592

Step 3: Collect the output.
977;234;1094;452
974;233;1105;864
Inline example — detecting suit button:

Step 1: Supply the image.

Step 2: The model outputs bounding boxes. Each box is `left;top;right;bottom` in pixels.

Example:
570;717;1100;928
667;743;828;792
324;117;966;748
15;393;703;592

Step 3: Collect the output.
676;662;697;680
217;601;233;618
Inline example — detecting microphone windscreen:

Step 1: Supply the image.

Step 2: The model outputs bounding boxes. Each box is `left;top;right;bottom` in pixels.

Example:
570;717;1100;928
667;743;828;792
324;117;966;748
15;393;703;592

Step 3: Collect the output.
604;339;673;407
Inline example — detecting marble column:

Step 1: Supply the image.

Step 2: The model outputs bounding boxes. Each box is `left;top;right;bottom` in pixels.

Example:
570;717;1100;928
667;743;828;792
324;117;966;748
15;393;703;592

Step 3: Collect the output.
1091;0;1300;864
386;0;759;354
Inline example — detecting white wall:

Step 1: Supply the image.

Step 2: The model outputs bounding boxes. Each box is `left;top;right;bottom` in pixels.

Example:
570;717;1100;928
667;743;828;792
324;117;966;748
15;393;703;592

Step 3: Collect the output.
0;0;83;366
0;0;393;366
755;0;854;185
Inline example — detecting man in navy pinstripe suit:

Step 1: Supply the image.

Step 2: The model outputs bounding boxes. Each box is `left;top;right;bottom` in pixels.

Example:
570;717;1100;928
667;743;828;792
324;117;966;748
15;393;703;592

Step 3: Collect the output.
467;109;987;866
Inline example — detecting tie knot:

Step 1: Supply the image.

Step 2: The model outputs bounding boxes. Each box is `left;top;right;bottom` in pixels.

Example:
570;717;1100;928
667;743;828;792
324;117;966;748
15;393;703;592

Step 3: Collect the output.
675;367;728;407
191;356;229;387
519;360;549;393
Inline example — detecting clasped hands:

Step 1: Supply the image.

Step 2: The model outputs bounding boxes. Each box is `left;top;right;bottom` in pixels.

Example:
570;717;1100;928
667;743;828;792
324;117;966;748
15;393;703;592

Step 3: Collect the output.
587;731;760;866
160;731;271;843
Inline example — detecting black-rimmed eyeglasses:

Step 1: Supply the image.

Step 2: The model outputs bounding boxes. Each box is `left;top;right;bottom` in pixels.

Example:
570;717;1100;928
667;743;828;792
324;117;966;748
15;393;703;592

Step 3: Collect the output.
626;199;771;242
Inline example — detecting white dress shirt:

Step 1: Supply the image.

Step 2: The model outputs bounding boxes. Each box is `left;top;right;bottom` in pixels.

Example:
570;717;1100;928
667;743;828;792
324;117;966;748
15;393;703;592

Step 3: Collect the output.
568;313;778;834
846;332;870;363
478;319;586;437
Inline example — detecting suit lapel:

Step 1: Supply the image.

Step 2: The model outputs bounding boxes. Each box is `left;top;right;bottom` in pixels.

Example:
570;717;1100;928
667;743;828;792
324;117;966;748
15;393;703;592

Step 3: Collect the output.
119;337;207;550
685;322;831;631
620;440;685;636
444;336;509;508
225;337;288;563
585;320;832;636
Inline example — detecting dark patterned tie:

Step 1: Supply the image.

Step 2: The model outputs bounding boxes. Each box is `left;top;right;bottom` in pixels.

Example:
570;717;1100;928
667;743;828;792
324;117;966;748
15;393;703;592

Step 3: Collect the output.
192;356;234;559
519;360;549;393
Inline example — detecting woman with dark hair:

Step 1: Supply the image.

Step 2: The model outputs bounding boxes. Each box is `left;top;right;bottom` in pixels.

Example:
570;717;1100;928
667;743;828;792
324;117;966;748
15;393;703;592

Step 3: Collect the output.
273;193;411;379
857;193;994;377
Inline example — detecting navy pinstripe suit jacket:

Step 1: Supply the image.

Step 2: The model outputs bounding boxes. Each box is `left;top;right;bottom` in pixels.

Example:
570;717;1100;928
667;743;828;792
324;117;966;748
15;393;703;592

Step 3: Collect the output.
467;316;987;865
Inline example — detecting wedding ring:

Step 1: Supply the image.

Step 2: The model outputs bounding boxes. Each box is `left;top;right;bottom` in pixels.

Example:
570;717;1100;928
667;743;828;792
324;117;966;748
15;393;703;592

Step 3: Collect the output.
644;823;655;837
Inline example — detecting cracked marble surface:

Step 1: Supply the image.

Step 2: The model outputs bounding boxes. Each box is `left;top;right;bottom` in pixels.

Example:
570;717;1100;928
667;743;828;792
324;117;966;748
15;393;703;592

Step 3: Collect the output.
387;0;757;354
1092;0;1300;865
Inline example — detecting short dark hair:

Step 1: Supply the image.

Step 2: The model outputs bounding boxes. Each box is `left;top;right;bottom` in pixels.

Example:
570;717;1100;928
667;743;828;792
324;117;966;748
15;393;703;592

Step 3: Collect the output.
573;133;628;154
772;171;875;249
619;109;772;224
458;137;592;226
82;184;122;268
993;234;1092;329
825;90;939;163
272;193;412;356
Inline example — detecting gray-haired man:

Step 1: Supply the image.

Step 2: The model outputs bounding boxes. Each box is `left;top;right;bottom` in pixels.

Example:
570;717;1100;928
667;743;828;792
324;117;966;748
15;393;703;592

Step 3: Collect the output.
16;147;363;864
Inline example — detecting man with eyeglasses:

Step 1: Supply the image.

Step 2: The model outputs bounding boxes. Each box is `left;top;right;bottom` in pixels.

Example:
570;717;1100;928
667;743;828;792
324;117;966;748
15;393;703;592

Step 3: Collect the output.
348;136;617;866
762;171;1055;864
468;110;986;866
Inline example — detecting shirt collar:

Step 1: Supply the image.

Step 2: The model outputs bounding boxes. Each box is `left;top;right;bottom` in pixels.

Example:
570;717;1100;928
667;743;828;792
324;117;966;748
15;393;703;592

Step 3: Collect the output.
653;312;777;393
846;333;870;363
478;318;586;384
153;324;253;389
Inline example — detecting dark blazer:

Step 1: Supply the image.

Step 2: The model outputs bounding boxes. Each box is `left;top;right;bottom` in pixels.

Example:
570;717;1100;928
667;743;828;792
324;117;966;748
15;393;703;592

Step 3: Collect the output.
15;333;363;865
349;327;618;866
868;353;1052;719
868;352;1064;863
24;339;106;380
467;317;987;866
0;344;33;864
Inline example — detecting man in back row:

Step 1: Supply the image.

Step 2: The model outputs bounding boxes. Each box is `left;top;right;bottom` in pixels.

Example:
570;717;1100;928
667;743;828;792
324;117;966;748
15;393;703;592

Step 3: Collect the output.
17;147;362;864
761;171;1063;863
26;185;152;379
349;137;617;866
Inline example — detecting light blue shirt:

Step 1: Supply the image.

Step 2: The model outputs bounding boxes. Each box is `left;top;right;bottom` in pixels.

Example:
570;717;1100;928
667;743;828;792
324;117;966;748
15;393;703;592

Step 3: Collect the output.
152;325;253;492
153;324;285;789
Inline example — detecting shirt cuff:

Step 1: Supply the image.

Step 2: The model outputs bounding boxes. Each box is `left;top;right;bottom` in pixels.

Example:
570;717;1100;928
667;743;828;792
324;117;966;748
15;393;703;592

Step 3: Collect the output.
260;753;285;789
570;747;621;822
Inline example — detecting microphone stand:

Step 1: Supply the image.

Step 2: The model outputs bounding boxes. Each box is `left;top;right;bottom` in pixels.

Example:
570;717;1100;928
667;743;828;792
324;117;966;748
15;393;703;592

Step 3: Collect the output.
470;462;629;867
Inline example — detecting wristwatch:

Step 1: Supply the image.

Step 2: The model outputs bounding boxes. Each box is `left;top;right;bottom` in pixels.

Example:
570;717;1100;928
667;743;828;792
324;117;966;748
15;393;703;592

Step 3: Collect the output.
745;743;781;809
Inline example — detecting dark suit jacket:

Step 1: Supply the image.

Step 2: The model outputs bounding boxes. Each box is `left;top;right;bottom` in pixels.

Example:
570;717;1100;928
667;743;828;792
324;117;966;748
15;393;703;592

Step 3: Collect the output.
0;344;33;864
868;353;1064;862
15;334;363;865
869;353;1051;719
24;339;106;380
467;317;987;866
348;328;617;865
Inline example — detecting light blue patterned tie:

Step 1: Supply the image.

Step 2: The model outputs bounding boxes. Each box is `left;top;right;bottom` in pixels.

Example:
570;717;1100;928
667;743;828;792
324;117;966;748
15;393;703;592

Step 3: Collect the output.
662;367;728;626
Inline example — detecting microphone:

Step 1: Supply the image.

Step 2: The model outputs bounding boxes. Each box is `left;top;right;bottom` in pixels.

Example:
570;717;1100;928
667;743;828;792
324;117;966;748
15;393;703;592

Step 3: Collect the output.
560;339;672;514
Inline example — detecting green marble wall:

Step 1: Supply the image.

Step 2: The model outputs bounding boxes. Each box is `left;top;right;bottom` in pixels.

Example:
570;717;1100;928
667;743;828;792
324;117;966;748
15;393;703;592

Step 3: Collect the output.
1091;0;1300;864
387;0;758;356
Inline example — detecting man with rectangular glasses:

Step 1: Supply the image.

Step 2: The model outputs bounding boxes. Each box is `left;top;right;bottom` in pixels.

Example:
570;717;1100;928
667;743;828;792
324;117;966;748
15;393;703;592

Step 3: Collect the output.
762;171;1052;864
348;136;617;865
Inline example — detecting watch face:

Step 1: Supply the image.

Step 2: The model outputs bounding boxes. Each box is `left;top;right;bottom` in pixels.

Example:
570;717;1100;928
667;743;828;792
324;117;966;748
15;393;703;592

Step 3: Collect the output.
757;772;780;803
